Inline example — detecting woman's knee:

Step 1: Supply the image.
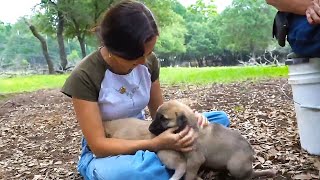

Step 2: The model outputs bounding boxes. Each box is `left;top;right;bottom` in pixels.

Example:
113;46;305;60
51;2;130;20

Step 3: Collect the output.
88;151;170;180
203;111;230;127
90;156;136;180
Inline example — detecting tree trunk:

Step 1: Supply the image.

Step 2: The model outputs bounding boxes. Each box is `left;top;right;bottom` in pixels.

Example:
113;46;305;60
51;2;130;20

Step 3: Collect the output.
78;35;86;58
25;21;54;74
196;58;203;67
57;11;68;70
72;18;87;58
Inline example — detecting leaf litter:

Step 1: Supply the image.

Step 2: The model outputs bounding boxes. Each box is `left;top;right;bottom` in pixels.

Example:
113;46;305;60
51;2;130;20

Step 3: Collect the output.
0;78;319;179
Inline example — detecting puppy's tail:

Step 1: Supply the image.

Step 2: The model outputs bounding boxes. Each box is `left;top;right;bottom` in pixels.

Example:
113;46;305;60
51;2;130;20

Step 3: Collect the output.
252;169;277;178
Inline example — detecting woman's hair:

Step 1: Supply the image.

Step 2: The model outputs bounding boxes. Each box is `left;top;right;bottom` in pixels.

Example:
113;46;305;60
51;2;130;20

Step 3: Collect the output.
100;0;159;60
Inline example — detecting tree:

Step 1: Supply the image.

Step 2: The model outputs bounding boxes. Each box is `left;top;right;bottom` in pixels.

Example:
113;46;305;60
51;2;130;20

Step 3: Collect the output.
0;22;12;67
217;0;277;60
184;0;220;66
156;21;187;66
141;0;188;66
25;19;55;74
1;19;47;68
0;22;11;53
63;0;115;58
37;0;68;70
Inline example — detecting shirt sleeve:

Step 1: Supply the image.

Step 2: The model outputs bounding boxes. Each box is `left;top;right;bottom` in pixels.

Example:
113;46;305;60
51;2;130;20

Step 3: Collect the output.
61;70;98;102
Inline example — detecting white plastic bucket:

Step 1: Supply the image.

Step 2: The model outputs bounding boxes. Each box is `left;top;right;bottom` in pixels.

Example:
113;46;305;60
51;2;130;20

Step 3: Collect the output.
287;58;320;155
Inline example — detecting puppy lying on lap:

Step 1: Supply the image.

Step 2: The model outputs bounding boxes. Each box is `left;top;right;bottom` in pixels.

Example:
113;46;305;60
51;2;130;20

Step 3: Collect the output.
103;100;276;180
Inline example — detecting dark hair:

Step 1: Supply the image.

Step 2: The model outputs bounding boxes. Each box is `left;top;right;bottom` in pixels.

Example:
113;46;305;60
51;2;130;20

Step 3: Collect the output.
100;0;159;60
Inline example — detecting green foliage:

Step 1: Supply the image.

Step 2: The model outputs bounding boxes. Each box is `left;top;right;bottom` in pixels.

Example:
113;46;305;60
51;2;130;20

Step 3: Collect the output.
1;20;42;66
142;0;188;61
188;0;218;19
0;22;11;53
0;19;87;69
156;18;187;55
20;59;30;69
143;0;181;27
1;0;285;69
182;0;221;62
217;0;277;54
67;50;81;65
62;0;114;39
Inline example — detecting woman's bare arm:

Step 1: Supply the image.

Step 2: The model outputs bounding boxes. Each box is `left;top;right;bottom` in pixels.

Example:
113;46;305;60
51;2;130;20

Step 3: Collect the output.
266;0;313;15
148;79;164;120
72;98;157;157
72;97;194;157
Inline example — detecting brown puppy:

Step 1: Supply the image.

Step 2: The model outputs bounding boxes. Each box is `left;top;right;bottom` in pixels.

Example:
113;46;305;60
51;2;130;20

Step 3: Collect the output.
149;100;277;180
103;118;187;180
103;100;277;180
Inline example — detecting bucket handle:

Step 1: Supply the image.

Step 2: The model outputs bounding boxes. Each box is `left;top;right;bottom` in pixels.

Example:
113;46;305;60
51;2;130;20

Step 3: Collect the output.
280;83;320;111
280;83;301;105
300;105;320;111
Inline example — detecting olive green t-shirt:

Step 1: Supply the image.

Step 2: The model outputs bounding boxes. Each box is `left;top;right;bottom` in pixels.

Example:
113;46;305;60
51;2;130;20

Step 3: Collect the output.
61;49;160;103
62;49;160;120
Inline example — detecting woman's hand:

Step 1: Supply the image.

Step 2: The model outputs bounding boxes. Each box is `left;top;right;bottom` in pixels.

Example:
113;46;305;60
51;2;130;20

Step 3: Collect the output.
151;126;197;152
194;111;209;128
306;0;320;24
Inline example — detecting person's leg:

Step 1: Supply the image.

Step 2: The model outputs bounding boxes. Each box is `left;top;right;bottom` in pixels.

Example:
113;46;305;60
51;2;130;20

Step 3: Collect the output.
78;138;171;180
287;14;320;58
77;138;94;180
203;111;230;127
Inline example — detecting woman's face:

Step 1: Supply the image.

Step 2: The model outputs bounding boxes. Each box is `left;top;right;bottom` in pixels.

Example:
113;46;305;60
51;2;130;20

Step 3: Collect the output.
112;36;158;74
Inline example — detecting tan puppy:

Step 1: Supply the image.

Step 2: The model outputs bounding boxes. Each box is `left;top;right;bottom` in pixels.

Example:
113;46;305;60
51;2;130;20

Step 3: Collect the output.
149;100;277;180
104;100;277;180
103;118;187;180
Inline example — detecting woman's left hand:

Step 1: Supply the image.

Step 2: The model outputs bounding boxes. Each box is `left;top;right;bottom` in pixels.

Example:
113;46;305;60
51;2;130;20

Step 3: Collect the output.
306;0;320;24
194;111;209;128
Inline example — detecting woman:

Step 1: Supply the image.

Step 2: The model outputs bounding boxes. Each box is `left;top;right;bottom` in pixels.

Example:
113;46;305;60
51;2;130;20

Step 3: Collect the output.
61;1;230;179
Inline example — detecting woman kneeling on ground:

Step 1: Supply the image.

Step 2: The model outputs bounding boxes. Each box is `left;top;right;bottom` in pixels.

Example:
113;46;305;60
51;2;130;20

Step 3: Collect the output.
61;1;230;179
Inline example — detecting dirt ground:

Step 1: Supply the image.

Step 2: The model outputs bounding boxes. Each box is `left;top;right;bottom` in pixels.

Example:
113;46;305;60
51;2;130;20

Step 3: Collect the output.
0;78;319;180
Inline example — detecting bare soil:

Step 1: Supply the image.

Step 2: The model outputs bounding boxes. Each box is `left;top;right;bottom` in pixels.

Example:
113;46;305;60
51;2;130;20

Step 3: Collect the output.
0;78;319;180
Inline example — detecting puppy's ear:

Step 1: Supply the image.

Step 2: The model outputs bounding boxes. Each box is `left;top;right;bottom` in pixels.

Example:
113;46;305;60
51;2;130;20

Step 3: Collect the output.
149;113;168;135
173;113;188;134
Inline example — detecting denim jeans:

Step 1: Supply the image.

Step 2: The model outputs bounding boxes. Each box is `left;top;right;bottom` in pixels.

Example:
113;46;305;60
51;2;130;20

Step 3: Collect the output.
288;15;320;57
77;111;230;180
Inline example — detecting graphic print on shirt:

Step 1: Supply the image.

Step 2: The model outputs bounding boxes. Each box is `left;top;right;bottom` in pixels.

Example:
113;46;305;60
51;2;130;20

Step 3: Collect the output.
98;65;151;121
113;76;143;107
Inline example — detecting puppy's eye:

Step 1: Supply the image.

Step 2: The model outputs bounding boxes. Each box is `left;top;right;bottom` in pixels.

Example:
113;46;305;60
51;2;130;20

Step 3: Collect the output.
160;114;168;121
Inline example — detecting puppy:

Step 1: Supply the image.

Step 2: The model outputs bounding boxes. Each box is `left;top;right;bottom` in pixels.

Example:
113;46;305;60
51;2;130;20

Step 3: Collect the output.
149;100;277;180
103;100;277;180
103;118;187;180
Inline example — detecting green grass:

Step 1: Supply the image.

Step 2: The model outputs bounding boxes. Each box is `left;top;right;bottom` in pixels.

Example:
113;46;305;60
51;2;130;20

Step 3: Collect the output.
0;66;288;94
0;74;69;94
160;65;288;84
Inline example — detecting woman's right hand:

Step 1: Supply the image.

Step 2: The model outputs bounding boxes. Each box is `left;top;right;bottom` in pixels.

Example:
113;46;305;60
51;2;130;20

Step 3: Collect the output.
151;126;197;152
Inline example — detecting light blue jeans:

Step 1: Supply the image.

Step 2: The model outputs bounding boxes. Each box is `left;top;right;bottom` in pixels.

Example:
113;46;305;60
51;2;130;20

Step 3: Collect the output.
78;111;230;180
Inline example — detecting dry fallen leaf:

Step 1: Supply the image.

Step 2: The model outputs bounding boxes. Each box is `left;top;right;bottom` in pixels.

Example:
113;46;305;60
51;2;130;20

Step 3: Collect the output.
292;173;313;180
257;156;265;164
